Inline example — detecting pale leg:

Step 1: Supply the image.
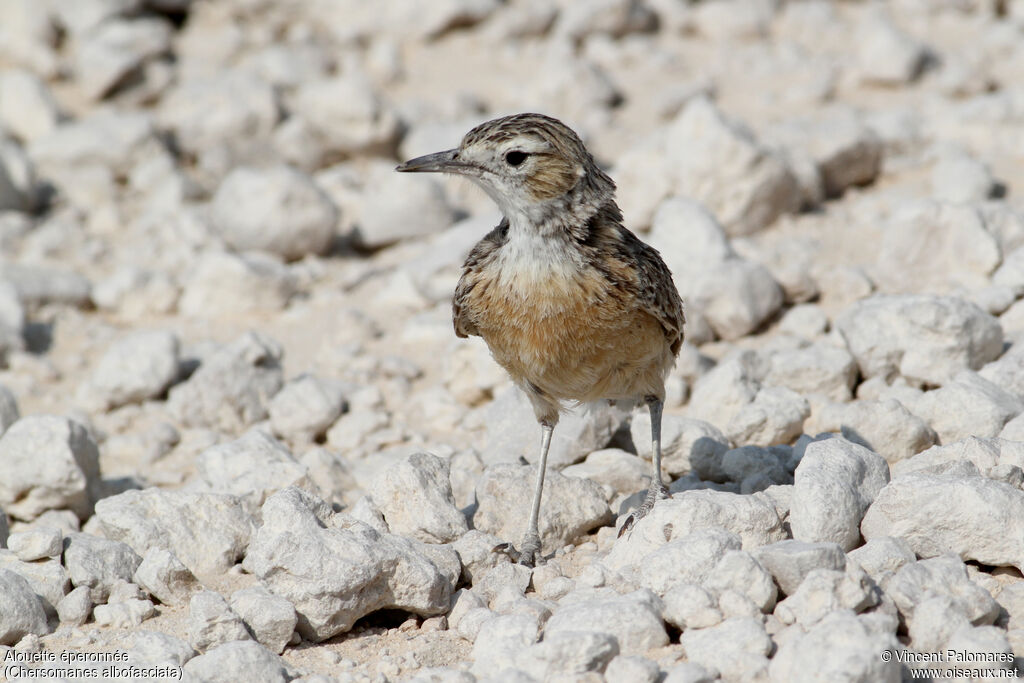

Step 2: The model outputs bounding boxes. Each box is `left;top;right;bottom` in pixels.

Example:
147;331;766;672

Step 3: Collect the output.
619;396;669;536
494;419;554;567
517;420;553;567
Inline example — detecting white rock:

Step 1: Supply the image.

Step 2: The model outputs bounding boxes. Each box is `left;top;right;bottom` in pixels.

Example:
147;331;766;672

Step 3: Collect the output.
765;343;858;402
352;162;456;249
634;528;742;595
63;532;142;603
835;294;1003;386
243;487;454;641
811;399;937;465
94;488;253;575
7;528;61;561
158;71;279;168
182;641;293;683
0;283;25;361
229;585;297;655
630;414;730;478
544;589;668;655
862;473;1024;572
606;490;787;569
511;628;614;681
790;436;890;551
469;612;539;676
78;330;179;411
662;583;722;631
908;594;973;652
769;611;901;682
56;585;91;626
0;569;49;645
884;554;998;626
645;197;734;282
195;430;315;515
189;590;252;652
846;536;916;587
290;76;399;162
703;550;777;613
450;531;506;586
603;655;660;683
0;262;91;308
167;332;284;432
133;547;200;606
687;258;785;341
28;109;160;178
90;265;178;316
179;251;297;316
773;566;876;627
663;662;716;683
74;17;172;100
856;11;927;85
0;416;101;521
94;597;156;628
980;342;1024;402
562;448;649;496
474;463;611;555
803;107;883;198
0;137;37;212
0;0;56;70
725;386;809;447
370;452;468;544
0;69;60;142
127;631;195;668
877;202;1002;292
717;445;792;493
692;0;769;40
666;97;799;236
931;152;996;203
0;550;70;616
944;625;1015;676
687;349;767;436
913;371;1023;443
891;436;1024;480
752;540;847;596
681;617;771;681
554;0;657;42
778;304;830;338
482;386;626;468
268;375;346;441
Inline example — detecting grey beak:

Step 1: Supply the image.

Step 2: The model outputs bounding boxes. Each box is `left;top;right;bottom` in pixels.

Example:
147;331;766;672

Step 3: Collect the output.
395;148;465;173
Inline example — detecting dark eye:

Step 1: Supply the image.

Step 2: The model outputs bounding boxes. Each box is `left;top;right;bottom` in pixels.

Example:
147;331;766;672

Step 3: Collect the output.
505;151;528;166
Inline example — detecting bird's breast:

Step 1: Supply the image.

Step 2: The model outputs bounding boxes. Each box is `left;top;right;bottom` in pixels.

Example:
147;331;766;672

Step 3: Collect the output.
464;251;666;401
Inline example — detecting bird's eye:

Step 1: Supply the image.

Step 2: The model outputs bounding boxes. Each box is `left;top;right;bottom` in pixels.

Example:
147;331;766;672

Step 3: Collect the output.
505;151;528;167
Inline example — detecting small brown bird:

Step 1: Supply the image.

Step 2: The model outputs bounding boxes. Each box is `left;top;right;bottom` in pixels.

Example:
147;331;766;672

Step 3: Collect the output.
397;113;684;566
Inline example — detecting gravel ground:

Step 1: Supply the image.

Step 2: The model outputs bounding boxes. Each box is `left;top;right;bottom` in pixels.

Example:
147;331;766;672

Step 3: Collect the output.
2;1;1024;682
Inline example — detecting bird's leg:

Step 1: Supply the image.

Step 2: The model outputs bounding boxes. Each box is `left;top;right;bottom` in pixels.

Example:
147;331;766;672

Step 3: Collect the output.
619;396;669;537
519;419;553;566
494;419;553;567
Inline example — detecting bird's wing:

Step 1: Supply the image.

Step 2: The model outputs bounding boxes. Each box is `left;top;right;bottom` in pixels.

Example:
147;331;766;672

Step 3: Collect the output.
452;217;509;339
618;229;686;355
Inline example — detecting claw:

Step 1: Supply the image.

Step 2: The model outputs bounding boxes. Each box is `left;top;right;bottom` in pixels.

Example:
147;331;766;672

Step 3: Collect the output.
617;514;637;538
491;540;539;567
617;482;670;538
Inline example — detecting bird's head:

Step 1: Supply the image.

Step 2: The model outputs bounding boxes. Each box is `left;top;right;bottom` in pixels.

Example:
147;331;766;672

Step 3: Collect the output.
397;113;613;230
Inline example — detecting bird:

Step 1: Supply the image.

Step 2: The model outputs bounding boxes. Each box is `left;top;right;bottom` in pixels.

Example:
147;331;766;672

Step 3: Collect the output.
396;113;684;567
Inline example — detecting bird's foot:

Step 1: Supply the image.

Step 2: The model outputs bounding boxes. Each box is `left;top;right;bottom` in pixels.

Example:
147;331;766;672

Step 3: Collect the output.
618;481;670;537
492;532;542;568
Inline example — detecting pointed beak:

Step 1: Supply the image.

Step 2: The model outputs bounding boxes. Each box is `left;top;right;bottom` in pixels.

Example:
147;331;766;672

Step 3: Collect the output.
395;149;468;174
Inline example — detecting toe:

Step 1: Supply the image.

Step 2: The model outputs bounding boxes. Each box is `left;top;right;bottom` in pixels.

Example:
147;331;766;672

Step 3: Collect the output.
617;515;635;537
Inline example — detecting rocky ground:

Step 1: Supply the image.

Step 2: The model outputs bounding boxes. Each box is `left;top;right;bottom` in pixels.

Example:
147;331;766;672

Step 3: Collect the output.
2;0;1024;681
